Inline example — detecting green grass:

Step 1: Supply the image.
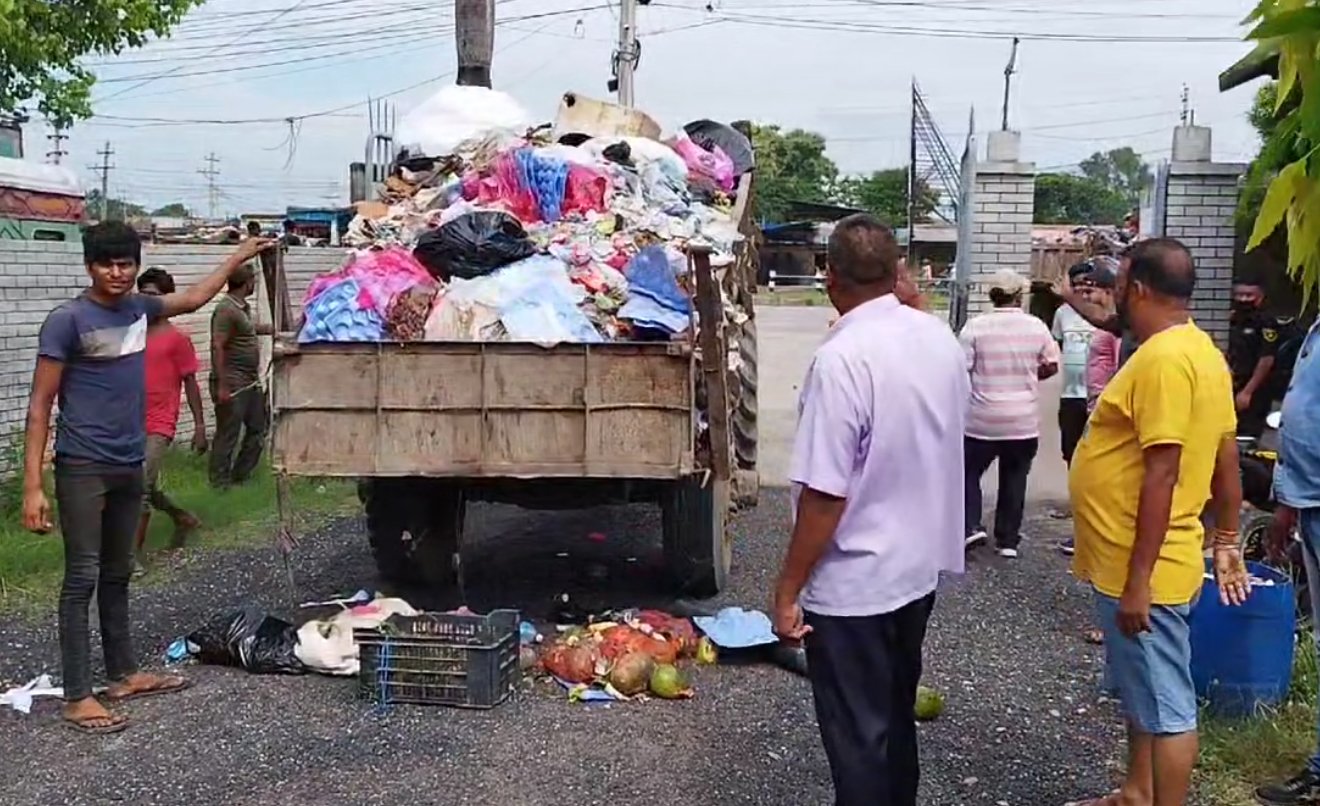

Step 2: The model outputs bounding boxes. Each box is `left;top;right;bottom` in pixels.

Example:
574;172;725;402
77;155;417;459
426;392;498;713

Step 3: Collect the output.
756;287;953;310
0;449;356;612
1198;629;1320;804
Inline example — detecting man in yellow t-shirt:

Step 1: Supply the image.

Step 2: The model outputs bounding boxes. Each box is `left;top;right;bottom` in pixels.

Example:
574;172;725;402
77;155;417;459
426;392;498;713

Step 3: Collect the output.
1069;238;1250;806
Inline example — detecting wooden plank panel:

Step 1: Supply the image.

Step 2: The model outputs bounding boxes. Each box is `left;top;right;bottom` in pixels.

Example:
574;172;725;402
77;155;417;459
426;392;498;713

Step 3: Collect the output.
587;409;689;472
272;410;376;474
484;350;586;408
588;348;689;409
376;410;482;472
484;410;586;466
379;349;483;409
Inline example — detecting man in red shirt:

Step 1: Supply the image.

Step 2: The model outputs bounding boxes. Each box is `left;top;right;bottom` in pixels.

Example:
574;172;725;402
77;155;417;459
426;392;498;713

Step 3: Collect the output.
134;268;208;573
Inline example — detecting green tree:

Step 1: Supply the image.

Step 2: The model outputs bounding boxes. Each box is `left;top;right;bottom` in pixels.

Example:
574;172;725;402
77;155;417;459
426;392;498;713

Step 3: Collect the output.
86;190;147;221
151;202;191;217
747;123;840;223
1078;147;1152;206
1236;2;1320;302
1033;173;1129;225
1;0;203;127
836;168;940;226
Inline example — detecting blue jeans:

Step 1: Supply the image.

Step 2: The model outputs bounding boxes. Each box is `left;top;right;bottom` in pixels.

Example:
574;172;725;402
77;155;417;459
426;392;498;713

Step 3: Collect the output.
1094;589;1198;735
1297;509;1320;774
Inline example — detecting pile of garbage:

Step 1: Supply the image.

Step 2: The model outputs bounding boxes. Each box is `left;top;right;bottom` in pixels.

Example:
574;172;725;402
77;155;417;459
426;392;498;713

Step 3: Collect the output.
297;88;754;347
535;608;715;702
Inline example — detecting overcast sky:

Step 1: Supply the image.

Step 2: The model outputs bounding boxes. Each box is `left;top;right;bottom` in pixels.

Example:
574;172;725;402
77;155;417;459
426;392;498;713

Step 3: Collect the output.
37;0;1261;217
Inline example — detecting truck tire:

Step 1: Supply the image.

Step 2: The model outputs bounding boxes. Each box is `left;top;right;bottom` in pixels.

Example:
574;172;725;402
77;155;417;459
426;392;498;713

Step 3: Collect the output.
662;474;731;598
733;317;758;471
362;478;465;588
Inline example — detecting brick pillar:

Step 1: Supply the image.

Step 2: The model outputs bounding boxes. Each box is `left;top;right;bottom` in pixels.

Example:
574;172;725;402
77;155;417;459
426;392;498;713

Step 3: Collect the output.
1161;125;1245;346
968;130;1035;315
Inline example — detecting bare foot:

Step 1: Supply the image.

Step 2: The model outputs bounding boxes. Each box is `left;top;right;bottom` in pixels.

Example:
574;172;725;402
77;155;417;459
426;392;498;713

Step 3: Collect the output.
62;697;128;734
105;671;191;703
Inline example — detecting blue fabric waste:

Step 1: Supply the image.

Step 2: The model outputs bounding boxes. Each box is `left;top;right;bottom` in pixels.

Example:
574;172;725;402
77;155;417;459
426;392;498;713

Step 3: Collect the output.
299;279;385;343
516;148;570;223
692;607;777;649
501;279;603;346
621;246;690;334
618;295;689;334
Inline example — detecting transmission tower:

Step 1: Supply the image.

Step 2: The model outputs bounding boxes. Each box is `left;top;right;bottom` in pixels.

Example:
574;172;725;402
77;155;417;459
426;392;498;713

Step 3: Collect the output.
198;153;221;220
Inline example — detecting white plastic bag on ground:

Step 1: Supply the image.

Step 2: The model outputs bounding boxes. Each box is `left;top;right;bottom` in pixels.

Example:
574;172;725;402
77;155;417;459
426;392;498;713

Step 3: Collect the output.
294;597;419;677
397;86;531;158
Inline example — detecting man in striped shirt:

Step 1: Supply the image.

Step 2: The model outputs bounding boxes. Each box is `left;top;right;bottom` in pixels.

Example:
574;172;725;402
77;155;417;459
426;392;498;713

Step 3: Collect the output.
960;269;1061;558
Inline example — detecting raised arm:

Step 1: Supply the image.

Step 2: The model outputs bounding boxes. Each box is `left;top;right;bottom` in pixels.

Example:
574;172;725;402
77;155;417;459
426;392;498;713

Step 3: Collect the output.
1057;270;1120;334
157;239;274;319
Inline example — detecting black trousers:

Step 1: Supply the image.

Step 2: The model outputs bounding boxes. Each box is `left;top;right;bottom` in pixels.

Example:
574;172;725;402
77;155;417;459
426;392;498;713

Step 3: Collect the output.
805;594;936;806
964;436;1038;548
1058;397;1089;465
209;379;268;487
55;464;144;701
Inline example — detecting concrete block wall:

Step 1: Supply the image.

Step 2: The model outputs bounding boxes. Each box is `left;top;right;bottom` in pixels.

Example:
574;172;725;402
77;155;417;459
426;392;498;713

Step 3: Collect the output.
0;242;347;463
1161;163;1244;347
968;131;1036;315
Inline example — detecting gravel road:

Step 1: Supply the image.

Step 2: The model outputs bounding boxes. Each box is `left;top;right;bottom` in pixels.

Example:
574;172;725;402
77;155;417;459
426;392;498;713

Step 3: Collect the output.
0;490;1127;806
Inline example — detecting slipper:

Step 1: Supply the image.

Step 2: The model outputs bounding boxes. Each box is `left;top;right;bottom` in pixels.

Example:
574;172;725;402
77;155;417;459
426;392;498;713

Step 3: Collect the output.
104;675;193;703
64;712;128;735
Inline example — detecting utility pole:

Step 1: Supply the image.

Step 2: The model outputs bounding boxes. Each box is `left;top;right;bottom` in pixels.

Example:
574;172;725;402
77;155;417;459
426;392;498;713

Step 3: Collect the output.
907;79;918;264
199;152;220;220
1000;36;1020;131
455;0;494;88
45;126;67;165
89;142;114;220
612;0;649;106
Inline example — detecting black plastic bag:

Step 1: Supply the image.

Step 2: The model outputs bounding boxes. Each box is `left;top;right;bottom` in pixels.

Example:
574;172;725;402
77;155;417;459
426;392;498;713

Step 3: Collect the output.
683;119;755;176
186;608;304;675
413;211;537;281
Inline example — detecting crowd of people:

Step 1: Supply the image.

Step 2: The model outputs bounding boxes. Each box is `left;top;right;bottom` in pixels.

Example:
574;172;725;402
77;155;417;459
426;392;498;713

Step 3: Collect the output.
20;222;274;734
15;212;1320;805
775;214;1320;806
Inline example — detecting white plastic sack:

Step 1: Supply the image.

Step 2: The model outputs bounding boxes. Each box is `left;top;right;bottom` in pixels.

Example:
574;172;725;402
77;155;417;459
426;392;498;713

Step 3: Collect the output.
294;597;419;677
397;86;532;158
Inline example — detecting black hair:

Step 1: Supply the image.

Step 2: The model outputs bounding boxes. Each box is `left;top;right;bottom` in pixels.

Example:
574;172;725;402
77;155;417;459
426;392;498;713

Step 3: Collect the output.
826;213;901;288
1125;237;1195;301
228;263;256;291
83;221;141;267
1067;261;1095;281
246;220;262;236
137;267;175;294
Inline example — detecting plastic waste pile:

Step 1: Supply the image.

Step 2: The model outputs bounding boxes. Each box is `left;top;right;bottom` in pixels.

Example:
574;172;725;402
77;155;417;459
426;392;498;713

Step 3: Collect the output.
297;88;754;348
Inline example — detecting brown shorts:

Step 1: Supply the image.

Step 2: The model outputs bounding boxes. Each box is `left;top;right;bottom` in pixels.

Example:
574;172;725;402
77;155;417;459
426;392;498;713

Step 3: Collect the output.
143;434;172;512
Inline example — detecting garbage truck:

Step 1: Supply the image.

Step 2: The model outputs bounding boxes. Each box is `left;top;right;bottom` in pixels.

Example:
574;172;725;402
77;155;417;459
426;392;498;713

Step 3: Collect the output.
268;94;759;597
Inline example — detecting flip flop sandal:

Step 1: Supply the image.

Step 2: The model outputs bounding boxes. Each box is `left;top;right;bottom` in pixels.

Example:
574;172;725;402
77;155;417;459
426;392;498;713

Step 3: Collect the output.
64;713;129;735
105;676;193;703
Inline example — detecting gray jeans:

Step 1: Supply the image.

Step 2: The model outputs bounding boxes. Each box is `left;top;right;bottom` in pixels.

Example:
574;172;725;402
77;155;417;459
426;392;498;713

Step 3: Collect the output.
55;463;144;701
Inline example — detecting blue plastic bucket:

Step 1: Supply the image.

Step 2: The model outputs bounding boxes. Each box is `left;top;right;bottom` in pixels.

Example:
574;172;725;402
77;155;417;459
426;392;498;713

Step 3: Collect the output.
1189;560;1296;717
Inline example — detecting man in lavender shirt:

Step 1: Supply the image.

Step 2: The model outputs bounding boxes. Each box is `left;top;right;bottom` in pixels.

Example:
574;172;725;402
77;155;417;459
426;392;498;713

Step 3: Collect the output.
773;214;970;806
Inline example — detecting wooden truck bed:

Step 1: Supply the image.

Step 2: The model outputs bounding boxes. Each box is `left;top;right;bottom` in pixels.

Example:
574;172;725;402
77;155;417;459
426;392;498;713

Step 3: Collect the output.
270;339;695;479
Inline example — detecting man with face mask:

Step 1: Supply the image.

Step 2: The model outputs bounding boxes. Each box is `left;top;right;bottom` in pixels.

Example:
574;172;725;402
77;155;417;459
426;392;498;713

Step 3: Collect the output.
1227;278;1293;437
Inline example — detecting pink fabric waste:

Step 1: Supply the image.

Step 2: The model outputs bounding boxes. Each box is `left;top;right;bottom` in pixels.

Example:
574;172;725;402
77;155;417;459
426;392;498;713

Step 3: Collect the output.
461;153;540;221
1086;328;1121;412
671;135;734;192
560;165;610;216
304;247;433;320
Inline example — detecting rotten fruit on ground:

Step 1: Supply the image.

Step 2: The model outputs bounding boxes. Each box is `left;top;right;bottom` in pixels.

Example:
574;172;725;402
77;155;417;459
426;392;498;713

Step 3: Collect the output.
608;651;655;697
649;663;693;699
696;637;718;665
915;685;944;721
